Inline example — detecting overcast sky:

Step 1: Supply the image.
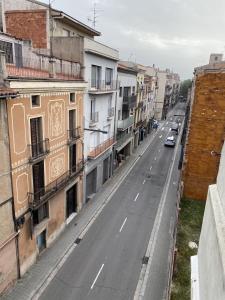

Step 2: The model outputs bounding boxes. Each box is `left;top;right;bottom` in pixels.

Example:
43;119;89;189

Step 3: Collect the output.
44;0;225;79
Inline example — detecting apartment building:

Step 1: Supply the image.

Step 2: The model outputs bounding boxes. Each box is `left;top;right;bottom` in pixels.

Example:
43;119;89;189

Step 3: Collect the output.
182;54;225;201
114;63;137;167
0;30;86;279
83;42;118;201
0;87;19;294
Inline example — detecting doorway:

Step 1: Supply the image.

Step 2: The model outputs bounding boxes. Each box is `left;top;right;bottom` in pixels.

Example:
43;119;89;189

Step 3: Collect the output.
66;184;77;219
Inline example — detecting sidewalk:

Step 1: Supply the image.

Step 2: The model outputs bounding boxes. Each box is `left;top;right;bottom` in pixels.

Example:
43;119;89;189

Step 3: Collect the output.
2;128;160;300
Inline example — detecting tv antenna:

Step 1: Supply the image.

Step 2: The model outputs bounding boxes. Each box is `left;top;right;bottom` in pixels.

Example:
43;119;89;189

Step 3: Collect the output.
87;2;103;29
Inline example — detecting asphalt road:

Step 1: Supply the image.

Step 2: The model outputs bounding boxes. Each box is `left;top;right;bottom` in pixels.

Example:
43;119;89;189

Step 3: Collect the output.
40;103;185;300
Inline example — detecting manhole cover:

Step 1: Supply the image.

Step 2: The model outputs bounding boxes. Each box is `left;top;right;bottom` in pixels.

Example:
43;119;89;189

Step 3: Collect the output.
142;256;149;265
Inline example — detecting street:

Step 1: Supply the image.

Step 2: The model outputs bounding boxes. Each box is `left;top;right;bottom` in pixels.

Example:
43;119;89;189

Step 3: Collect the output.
39;103;185;300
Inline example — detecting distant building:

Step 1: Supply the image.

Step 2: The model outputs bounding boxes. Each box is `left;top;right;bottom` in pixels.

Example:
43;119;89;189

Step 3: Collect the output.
182;54;225;200
114;63;137;167
191;141;225;300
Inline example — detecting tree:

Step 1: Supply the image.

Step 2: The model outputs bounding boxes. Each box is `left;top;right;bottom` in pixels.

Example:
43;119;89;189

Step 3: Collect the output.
179;79;192;99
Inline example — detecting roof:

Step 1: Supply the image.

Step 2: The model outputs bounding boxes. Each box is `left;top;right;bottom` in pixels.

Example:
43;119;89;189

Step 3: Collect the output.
52;9;101;37
0;87;18;98
118;63;138;75
24;0;101;37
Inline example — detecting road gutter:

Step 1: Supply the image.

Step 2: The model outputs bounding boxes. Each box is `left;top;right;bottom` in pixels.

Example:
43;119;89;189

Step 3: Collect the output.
134;120;184;300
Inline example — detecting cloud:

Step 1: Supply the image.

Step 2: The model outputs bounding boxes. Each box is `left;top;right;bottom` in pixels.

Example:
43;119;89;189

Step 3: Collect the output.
43;0;225;79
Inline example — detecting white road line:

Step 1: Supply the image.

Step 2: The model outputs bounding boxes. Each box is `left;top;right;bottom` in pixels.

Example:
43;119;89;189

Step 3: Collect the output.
158;149;161;153
150;166;152;171
119;217;128;232
90;264;104;290
159;135;162;139
142;180;146;185
161;127;165;131
134;193;140;202
154;157;157;161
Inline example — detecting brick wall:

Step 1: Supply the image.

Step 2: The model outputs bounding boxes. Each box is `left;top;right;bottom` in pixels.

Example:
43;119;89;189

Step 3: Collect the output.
5;10;47;49
182;72;225;200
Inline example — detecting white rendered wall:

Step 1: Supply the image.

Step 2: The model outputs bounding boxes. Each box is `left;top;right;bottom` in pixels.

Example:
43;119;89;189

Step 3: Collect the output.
197;143;225;300
83;52;117;159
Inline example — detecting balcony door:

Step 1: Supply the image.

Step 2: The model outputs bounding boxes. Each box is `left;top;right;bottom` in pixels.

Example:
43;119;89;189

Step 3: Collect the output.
69;144;77;173
30;117;43;158
91;65;101;89
66;184;77;219
69;109;76;139
32;160;45;200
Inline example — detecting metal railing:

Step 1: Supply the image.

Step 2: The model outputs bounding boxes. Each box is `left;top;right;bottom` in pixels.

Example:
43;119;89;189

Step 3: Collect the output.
90;112;99;124
88;137;114;159
108;107;115;118
6;55;82;80
28;161;84;209
117;116;134;130
68;127;81;143
123;95;137;110
28;138;50;162
89;80;118;93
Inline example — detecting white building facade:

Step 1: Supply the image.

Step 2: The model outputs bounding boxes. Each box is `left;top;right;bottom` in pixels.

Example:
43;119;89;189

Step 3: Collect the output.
83;40;119;201
191;142;225;300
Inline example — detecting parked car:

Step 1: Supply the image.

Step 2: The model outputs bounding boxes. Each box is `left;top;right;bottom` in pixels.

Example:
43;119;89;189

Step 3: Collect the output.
171;123;179;135
164;135;176;147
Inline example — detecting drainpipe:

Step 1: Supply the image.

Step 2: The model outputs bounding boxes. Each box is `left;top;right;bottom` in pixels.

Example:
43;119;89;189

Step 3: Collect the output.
5;97;21;279
112;72;118;175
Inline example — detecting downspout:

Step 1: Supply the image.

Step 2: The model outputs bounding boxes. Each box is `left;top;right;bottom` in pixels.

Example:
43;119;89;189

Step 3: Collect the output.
5;97;21;279
112;72;118;175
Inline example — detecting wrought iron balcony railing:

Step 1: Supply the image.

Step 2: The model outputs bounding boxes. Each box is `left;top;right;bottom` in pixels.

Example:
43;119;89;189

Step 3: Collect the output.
28;138;50;163
67;127;81;144
89;80;118;93
28;161;85;210
88;137;115;159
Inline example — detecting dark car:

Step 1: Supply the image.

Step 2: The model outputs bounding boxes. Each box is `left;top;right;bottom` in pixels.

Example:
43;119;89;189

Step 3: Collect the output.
164;136;176;147
171;123;179;135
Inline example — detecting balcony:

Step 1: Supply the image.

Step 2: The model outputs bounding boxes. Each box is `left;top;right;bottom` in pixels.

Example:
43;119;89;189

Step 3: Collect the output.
89;80;118;94
28;139;50;163
28;161;84;210
89;112;99;127
88;137;115;159
122;95;137;111
107;107;115;120
116;132;133;149
67;127;81;144
6;55;82;80
117;116;134;131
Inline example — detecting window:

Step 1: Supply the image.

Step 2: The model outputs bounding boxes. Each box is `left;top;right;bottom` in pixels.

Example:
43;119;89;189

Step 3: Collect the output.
91;98;96;115
132;86;135;95
31;95;40;107
63;28;70;37
30;117;43;158
118;110;121;120
105;68;113;86
91;65;101;88
119;87;123;97
32;160;45;200
69;144;77;173
0;40;13;63
70;93;75;103
33;203;48;226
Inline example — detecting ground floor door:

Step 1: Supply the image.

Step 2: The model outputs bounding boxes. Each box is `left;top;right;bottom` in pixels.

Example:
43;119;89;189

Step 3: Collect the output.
66;184;77;219
86;168;97;201
103;157;110;184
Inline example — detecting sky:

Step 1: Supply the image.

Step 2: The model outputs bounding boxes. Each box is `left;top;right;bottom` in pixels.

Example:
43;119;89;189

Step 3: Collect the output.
44;0;225;80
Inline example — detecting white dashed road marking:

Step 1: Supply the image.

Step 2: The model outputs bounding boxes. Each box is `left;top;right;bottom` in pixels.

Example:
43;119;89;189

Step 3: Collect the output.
91;264;104;290
119;217;128;232
134;193;140;202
